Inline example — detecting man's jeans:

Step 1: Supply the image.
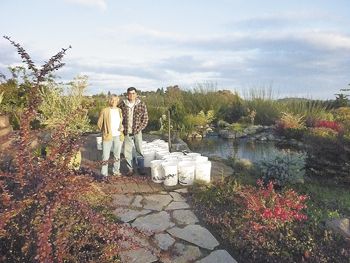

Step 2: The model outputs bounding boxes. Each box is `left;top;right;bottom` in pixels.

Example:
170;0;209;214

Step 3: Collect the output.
101;136;121;176
123;132;144;171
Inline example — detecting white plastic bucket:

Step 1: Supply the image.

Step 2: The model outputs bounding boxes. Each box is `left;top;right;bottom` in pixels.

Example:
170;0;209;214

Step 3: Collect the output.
156;150;170;160
154;140;169;149
178;161;195;185
195;156;209;162
151;160;164;183
96;136;102;150
162;154;177;159
195;161;212;183
152;139;164;144
169;152;184;157
143;145;151;152
186;152;201;160
143;150;156;167
162;161;178;186
158;145;169;151
179;156;193;162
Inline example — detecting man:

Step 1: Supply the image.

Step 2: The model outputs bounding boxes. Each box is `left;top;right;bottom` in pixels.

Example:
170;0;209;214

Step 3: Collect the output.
119;87;148;175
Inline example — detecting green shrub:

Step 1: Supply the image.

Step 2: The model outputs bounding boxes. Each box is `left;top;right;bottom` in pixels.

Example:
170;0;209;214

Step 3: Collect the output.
333;106;350;137
258;150;306;187
217;119;230;128
307;127;338;139
228;122;245;139
144;105;166;132
284;128;307;140
0;67;32;129
333;106;350;122
38;75;92;135
0;91;3;105
246;99;282;125
217;93;246;123
303;132;350;183
87;94;108;127
243;88;283;125
231;158;253;173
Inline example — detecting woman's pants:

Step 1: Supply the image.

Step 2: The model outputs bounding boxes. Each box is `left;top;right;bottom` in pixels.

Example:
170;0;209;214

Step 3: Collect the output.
101;136;121;176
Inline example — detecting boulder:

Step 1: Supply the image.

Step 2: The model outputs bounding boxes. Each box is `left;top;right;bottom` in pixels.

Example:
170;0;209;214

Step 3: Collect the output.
326;218;350;239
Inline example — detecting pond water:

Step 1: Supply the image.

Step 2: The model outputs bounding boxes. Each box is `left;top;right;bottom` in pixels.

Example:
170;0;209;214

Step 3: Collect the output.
186;136;287;163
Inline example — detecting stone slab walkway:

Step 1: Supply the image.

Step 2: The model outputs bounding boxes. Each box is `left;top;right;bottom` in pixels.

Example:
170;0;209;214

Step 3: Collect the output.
112;188;237;263
81;133;237;262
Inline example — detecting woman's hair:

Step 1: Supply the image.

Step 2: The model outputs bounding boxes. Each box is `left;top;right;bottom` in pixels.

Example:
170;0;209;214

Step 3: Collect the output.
108;95;119;106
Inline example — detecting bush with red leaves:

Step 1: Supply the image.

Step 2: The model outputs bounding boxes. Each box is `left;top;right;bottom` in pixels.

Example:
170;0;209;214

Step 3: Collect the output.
0;36;155;262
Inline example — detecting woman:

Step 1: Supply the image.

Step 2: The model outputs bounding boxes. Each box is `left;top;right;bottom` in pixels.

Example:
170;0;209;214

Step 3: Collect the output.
97;95;124;177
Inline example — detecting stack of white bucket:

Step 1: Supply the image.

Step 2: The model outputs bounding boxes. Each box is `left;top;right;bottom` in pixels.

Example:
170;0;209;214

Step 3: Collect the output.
142;139;211;187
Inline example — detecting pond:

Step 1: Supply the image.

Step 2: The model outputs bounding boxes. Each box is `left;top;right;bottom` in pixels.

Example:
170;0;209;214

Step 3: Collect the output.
186;136;291;163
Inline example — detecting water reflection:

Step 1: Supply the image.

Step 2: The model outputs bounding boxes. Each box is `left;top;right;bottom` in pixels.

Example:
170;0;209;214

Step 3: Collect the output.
186;136;284;163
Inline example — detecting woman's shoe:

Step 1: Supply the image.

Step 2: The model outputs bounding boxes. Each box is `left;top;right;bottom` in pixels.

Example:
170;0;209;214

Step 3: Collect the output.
101;176;109;183
126;169;134;176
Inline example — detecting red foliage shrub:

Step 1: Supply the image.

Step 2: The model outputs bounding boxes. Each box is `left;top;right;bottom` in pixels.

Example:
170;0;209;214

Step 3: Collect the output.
314;120;343;132
0;36;155;262
237;180;308;233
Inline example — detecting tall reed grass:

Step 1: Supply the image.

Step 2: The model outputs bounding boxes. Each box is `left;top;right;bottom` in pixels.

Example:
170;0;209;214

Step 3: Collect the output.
280;100;333;125
243;88;283;125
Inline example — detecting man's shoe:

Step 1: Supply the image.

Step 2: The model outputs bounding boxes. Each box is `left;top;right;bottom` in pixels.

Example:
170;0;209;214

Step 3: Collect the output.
112;172;122;177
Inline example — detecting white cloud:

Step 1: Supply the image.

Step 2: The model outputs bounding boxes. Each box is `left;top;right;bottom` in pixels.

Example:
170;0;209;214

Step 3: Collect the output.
64;0;107;10
300;31;350;51
2;11;349;99
81;71;159;92
102;21;350;55
229;11;340;30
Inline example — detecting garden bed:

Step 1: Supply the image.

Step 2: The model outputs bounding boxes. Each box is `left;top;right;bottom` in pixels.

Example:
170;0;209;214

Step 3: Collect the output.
189;174;350;263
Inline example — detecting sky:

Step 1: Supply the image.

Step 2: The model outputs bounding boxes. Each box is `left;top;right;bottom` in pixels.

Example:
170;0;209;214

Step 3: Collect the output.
1;0;350;99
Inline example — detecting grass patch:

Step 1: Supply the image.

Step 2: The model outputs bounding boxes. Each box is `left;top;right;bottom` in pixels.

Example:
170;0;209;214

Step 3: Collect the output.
295;177;350;218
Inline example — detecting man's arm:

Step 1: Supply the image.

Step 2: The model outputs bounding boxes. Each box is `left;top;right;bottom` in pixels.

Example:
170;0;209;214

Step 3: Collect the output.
140;103;149;131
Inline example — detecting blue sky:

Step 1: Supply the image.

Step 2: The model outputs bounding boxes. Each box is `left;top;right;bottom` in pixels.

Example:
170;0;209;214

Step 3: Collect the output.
1;0;350;99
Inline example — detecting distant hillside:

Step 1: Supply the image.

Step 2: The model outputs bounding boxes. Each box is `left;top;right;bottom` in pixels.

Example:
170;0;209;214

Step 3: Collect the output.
277;97;335;103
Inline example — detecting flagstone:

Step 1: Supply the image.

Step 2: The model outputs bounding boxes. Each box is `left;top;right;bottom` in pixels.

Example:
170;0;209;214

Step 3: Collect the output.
114;208;151;223
154;233;175;250
162;243;202;263
143;194;173;211
112;194;134;206
196;250;237;263
169;191;186;201
167;225;219;250
172;209;199;225
131;195;143;208
119;248;158;263
165;201;190;210
132;211;175;234
174;188;188;193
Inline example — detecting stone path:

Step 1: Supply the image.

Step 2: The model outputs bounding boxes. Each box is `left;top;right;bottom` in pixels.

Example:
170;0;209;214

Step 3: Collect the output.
81;133;237;262
112;188;237;263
